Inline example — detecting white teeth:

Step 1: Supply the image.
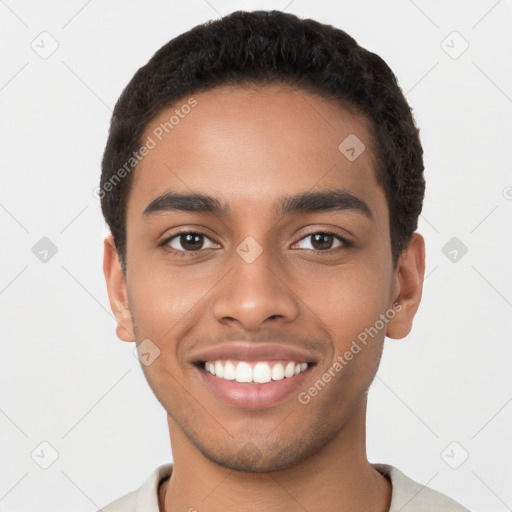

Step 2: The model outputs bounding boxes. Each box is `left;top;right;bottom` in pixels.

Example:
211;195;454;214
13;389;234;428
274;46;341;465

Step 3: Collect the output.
284;361;295;378
223;361;236;380
253;362;272;383
271;363;284;381
215;361;224;378
205;362;216;375
204;360;309;383
235;361;253;383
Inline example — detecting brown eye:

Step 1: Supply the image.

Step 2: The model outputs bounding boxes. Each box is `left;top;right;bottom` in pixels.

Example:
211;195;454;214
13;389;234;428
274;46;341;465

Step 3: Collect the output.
294;231;350;252
177;233;203;251
164;232;219;253
311;233;335;250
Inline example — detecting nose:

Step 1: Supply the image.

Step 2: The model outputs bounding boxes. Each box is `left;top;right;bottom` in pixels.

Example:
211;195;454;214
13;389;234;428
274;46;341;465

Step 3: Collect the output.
212;245;300;331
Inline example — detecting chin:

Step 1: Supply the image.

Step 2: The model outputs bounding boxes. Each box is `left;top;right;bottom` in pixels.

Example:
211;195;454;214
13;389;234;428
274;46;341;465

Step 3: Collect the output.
197;435;324;473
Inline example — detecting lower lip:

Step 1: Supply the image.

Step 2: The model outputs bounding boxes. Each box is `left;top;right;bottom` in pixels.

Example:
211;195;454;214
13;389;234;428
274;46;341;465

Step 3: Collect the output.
196;365;312;409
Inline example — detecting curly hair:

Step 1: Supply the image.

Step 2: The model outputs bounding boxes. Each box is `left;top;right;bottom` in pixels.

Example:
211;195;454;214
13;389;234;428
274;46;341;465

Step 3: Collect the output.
100;10;425;272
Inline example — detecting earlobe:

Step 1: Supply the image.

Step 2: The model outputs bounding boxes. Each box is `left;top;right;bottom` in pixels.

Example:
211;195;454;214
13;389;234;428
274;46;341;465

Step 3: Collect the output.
103;233;136;342
116;307;136;342
386;233;426;340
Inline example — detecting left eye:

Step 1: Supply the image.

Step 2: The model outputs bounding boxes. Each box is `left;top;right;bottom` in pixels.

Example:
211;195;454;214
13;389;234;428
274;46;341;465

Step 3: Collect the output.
165;232;219;252
293;232;348;251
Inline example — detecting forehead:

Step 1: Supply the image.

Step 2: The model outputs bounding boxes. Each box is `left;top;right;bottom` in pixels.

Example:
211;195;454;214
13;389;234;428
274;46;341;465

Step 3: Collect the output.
128;84;387;225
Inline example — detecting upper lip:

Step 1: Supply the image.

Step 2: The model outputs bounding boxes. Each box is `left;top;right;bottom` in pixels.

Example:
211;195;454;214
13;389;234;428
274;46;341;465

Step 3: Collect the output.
189;342;318;365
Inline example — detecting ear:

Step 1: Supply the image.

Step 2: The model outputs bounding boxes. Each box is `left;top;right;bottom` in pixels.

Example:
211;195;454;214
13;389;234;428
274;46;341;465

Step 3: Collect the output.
103;233;135;342
386;232;426;340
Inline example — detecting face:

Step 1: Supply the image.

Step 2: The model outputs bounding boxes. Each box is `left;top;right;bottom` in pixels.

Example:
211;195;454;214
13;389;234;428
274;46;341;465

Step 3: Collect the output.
104;84;424;472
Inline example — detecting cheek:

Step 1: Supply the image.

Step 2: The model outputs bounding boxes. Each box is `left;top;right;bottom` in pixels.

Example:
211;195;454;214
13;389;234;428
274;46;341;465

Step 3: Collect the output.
129;266;210;338
302;262;390;336
128;266;221;384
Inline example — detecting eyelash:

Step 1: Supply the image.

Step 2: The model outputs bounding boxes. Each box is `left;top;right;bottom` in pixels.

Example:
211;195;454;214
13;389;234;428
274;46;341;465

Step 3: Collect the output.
159;230;352;257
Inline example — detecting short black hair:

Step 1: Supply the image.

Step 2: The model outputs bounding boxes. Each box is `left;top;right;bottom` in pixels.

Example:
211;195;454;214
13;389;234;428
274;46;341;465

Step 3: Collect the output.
100;10;425;272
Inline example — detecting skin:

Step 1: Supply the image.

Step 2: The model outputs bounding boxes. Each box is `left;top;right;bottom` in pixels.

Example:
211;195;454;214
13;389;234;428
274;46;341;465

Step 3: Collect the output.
103;83;425;512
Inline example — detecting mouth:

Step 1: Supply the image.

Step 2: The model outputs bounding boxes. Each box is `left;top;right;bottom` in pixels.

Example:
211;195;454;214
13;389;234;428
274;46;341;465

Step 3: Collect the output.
190;343;318;409
201;359;310;383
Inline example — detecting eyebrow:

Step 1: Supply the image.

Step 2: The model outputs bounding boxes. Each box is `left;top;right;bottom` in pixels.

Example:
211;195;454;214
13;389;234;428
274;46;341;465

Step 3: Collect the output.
143;189;373;221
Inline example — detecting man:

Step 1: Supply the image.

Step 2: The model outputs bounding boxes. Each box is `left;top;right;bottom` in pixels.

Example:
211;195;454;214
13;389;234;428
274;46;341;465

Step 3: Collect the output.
98;9;470;512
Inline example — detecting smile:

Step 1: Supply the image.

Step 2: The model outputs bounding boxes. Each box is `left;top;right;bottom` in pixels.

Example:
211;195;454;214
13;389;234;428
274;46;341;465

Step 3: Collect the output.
195;359;315;409
190;342;318;409
204;359;310;383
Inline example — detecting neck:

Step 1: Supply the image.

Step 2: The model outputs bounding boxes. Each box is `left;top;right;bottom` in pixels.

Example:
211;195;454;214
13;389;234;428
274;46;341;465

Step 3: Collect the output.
161;397;392;512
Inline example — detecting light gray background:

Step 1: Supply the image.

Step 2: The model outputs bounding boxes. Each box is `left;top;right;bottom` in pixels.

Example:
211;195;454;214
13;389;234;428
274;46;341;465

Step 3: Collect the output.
1;1;511;511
